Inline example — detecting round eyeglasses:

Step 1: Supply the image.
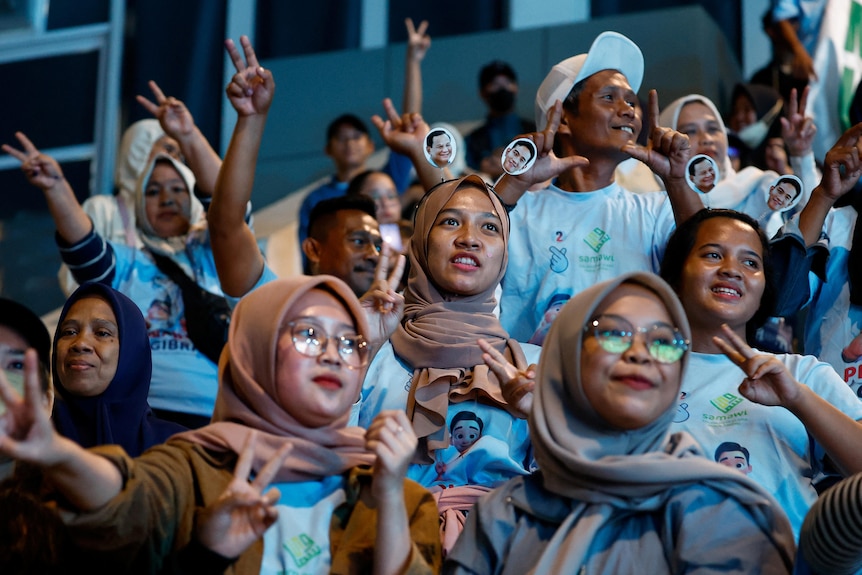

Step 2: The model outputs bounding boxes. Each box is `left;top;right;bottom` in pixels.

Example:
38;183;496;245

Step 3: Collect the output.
585;314;689;364
286;321;368;369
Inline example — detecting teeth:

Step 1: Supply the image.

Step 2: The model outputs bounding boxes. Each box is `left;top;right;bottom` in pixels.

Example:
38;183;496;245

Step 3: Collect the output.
453;257;477;266
620;126;634;134
713;287;741;297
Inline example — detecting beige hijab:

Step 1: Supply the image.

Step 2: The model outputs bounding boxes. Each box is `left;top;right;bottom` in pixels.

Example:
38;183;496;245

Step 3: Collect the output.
529;271;794;572
392;175;527;463
177;276;375;482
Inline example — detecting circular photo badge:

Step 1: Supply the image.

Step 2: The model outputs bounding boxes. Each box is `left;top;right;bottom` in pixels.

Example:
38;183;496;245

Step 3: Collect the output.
765;174;803;213
424;127;456;168
685;154;719;194
500;137;538;176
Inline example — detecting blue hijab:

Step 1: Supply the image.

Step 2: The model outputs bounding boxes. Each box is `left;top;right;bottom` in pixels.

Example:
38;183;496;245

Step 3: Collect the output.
51;282;185;456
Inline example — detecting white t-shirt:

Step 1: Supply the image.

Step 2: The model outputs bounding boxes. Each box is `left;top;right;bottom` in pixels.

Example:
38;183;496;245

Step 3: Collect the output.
500;181;675;342
262;474;346;574
672;350;862;537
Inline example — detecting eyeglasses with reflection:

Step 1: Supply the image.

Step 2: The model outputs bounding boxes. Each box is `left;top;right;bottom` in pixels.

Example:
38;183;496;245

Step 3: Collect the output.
584;314;689;364
286;321;368;369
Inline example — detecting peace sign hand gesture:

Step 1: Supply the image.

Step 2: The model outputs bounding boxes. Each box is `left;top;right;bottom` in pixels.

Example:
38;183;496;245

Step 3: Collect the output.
136;80;196;140
2;132;65;192
478;338;536;419
360;243;406;346
224;35;275;117
623;89;691;185
713;324;803;408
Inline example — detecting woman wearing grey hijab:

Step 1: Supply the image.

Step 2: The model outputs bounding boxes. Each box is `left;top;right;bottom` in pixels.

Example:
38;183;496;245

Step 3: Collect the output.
445;271;794;574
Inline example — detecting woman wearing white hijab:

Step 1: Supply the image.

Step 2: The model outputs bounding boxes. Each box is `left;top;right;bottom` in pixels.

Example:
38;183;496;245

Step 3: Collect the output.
445;271;794;574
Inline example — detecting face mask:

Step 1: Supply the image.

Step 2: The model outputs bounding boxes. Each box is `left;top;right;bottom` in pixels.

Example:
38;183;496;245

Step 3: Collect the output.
737;99;783;149
487;88;516;113
0;369;24;416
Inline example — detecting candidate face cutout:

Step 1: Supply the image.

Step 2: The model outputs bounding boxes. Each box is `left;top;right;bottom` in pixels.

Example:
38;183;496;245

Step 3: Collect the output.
765;174;803;213
685;154;719;194
500;137;537;176
424;128;456;168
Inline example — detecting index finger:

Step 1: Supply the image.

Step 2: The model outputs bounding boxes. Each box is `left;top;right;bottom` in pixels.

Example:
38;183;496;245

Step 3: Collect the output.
388;254;406;287
382;98;401;125
405;17;416;35
798;86;810;117
224;38;245;73
374;243;392;282
13;132;38;154
649;89;660;131
240;35;260;70
136;94;159;116
147;80;167;104
252;443;292;490
837;122;862;148
234;429;257;481
718;323;757;360
415;19;429;36
786;88;798;117
713;335;747;365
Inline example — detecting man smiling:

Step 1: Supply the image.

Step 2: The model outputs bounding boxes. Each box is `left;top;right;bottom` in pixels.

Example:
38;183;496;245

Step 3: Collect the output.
494;31;702;341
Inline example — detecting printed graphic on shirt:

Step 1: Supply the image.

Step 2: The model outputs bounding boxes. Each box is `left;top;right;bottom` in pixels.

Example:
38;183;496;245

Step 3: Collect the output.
713;440;754;475
673;391;690;423
141;277;196;354
283;534;322;568
699;391;749;428
548;245;568;273
528;292;571;346
577;227;615;273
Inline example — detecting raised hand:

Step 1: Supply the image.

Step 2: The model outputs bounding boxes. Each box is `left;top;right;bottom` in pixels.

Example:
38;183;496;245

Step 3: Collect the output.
0;350;62;465
405;18;431;62
195;431;291;559
359;243;406;346
365;410;416;503
713;324;803;408
818;122;862;202
780;87;816;157
623;90;691;184
136;80;196;140
2;132;65;192
478;338;536;419
371;97;429;160
224;35;275;117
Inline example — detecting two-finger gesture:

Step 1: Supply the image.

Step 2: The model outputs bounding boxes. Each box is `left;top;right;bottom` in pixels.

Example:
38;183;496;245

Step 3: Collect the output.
224;35;275;117
366;410;416;501
371;98;429;159
623;90;691;183
478;338;536;419
195;431;291;558
0;349;59;465
137;80;195;140
405;18;431;62
780;87;816;157
2;132;65;192
819;122;862;202
713;324;802;408
359;243;406;345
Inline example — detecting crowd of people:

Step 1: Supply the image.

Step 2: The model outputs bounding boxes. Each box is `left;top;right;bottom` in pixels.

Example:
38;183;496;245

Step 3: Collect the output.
2;4;862;573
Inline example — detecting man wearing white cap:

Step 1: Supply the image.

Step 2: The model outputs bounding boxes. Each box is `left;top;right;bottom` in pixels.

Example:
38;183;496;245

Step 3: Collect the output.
494;31;702;342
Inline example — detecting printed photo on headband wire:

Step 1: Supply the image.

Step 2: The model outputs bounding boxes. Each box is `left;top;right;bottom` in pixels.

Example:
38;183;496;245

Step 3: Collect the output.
424;127;456;168
765;174;803;213
685;154;719;194
500;137;537;176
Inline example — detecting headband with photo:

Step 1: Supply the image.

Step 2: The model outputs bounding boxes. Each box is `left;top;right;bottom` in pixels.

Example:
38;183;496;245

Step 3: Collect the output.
765;174;803;213
500;137;538;176
685;154;719;195
424;127;456;168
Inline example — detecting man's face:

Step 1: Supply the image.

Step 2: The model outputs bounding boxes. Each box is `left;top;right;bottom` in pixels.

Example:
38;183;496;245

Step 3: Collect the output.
503;144;531;173
768;182;795;210
692;160;716;191
428;134;452;166
313;210;382;296
562;70;642;160
326;125;373;171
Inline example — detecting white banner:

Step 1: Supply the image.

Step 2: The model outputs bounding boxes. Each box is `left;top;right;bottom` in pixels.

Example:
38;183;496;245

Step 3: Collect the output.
808;0;862;160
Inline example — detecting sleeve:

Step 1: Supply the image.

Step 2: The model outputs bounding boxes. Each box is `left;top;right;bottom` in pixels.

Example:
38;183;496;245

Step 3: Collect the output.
799;472;862;575
768;218;822;315
56;227;116;285
663;485;794;574
62;443;201;572
383;151;415;195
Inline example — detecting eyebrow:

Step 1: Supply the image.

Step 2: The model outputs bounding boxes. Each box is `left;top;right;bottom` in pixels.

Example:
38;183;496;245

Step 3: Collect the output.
292;316;355;333
437;207;501;221
699;242;762;261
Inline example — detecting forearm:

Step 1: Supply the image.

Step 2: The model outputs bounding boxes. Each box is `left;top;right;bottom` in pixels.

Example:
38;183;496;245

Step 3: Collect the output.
410;149;452;192
797;187;834;245
176;127;222;196
789;386;862;476
45;435;124;511
374;487;413;575
664;176;704;225
43;178;94;244
403;56;423;114
493;174;529;205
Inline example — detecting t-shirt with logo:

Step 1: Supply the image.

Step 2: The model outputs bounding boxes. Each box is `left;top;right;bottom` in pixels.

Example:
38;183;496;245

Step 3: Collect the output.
672;350;862;538
500;181;675;343
261;474;346;574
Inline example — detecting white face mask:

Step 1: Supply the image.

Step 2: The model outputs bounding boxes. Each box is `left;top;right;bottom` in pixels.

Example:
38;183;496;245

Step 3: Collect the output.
736;99;783;149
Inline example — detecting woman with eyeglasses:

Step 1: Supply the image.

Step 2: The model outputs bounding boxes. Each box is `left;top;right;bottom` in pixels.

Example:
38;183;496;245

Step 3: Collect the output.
0;275;441;574
446;271;795;574
658;208;862;538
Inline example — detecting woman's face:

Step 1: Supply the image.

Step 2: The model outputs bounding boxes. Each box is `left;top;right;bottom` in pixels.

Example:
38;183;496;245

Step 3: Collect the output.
360;172;401;224
144;161;191;238
274;289;364;428
580;283;682;430
729;93;757;133
676;102;728;168
677;217;766;337
426;186;505;296
56;296;120;397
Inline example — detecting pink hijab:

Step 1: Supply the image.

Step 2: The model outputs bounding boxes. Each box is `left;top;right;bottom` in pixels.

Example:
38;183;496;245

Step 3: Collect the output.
392;175;528;463
176;276;375;482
